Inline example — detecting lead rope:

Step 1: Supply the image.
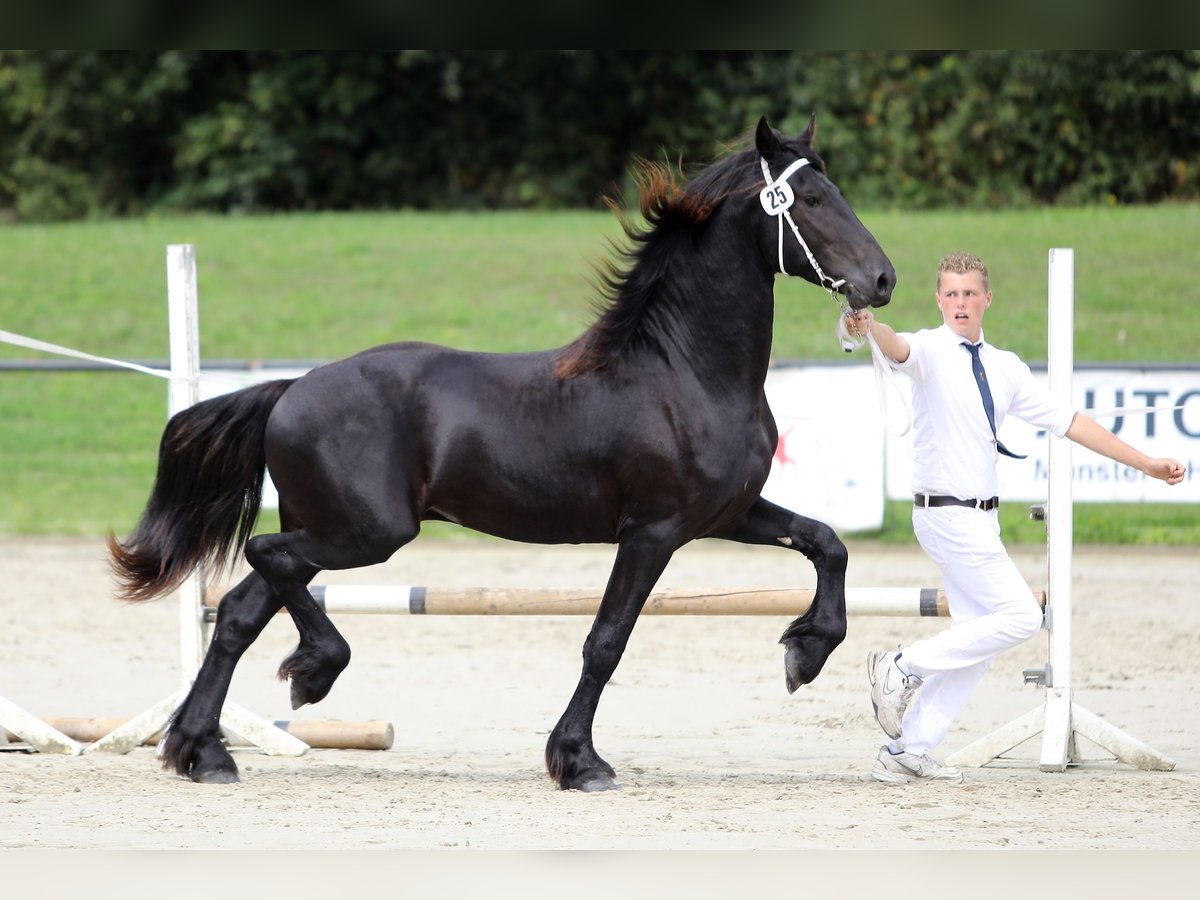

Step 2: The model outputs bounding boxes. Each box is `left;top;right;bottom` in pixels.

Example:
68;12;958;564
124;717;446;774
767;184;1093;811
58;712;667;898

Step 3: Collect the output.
837;317;912;436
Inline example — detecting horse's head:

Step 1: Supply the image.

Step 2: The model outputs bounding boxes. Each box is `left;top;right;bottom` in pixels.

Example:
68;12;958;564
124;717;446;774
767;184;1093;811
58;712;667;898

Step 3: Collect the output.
755;115;895;310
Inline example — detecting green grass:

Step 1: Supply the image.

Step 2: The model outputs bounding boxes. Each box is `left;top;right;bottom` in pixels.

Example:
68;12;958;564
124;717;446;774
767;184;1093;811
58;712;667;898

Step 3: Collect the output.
860;499;1200;548
0;212;620;363
1;206;1197;540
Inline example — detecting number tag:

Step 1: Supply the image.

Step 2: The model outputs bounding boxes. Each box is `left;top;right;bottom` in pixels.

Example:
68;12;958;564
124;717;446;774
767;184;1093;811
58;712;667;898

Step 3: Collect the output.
759;179;794;215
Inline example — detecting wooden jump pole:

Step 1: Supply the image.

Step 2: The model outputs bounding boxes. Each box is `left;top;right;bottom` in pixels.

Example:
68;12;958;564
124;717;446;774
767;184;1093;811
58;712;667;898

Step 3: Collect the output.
7;718;393;751
204;584;1047;618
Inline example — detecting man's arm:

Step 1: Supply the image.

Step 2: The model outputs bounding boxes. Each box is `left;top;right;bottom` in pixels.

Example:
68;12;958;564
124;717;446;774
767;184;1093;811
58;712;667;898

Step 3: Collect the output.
1065;413;1187;485
847;310;910;363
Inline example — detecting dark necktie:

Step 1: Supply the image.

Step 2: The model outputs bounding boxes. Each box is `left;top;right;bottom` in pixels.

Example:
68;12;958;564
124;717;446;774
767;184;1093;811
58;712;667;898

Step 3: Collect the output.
962;342;1026;459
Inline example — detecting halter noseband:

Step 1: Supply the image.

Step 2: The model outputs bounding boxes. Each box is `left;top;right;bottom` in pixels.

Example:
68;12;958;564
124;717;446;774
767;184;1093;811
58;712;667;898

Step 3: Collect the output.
758;156;847;297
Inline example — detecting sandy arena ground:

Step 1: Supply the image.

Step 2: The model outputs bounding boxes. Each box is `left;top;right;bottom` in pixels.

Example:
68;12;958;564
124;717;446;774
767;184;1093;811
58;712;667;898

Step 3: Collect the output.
1;535;1198;851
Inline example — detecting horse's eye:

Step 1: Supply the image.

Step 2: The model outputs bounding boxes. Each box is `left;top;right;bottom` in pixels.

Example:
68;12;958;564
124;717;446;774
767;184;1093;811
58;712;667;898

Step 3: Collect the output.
803;195;820;208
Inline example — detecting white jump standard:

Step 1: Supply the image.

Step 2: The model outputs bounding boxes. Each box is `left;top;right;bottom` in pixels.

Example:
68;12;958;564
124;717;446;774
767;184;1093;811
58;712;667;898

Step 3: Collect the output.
943;250;1174;772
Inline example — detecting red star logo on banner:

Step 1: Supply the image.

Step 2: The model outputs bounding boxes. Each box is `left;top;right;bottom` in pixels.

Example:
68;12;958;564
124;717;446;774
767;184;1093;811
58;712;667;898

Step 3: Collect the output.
773;423;799;469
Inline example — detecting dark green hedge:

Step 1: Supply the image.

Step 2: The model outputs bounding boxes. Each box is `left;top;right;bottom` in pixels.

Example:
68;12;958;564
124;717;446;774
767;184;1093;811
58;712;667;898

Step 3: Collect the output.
2;50;1198;221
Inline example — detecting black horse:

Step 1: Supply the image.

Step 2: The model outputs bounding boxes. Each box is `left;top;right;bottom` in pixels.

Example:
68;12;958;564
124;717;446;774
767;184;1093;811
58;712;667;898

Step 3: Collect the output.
110;116;894;791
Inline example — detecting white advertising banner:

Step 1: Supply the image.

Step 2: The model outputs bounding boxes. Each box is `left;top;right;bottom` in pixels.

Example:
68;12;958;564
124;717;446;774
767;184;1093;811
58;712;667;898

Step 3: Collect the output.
762;365;884;531
883;366;1200;503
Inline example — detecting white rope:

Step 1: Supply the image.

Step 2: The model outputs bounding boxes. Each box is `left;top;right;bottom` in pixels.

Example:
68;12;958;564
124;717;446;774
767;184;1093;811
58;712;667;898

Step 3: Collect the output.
836;315;912;436
868;332;912;436
1;328;172;378
0;328;244;383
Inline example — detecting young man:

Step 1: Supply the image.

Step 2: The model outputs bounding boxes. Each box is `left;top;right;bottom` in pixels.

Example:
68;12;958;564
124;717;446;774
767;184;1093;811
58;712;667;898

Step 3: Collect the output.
847;252;1186;785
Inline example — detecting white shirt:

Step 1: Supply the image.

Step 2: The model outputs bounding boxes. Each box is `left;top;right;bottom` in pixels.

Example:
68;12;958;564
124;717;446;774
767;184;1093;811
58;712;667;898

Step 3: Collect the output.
896;324;1077;500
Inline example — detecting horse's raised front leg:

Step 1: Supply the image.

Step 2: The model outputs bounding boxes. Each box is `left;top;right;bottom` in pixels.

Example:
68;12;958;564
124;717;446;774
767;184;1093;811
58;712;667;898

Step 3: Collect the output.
160;572;280;783
706;497;848;692
546;528;677;792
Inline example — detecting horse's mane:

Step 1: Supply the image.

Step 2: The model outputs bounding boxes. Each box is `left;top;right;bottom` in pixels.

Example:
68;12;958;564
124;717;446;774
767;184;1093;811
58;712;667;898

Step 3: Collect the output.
552;141;788;380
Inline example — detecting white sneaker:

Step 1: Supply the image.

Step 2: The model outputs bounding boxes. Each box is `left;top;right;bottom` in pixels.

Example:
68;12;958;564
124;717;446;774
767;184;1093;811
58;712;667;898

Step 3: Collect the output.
867;648;921;739
872;746;964;785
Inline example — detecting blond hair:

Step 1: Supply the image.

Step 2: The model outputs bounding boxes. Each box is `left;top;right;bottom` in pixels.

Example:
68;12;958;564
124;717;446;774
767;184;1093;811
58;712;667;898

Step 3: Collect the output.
936;252;989;292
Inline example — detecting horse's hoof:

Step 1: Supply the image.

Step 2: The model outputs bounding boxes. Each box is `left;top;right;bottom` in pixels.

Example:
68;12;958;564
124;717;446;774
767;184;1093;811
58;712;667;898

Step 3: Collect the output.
289;679;309;710
192;768;239;785
285;669;340;708
784;644;810;694
572;773;621;792
279;640;351;709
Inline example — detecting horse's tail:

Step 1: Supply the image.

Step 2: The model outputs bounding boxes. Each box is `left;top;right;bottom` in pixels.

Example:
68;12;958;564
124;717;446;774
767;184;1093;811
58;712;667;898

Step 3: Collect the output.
108;378;296;602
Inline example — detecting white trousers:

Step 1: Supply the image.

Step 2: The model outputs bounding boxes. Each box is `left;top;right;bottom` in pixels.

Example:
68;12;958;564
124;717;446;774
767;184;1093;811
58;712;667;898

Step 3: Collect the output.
890;505;1043;757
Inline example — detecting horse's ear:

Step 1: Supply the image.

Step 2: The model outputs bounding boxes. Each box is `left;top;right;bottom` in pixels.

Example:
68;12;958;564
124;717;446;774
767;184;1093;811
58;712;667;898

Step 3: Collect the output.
755;116;781;157
799;113;817;147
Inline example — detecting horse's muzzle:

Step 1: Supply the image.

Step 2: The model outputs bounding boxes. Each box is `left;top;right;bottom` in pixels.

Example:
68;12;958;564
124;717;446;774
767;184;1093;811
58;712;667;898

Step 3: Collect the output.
844;270;895;310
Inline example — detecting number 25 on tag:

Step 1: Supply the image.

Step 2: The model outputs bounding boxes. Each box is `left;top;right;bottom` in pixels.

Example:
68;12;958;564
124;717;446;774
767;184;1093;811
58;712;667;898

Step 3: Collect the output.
759;181;794;215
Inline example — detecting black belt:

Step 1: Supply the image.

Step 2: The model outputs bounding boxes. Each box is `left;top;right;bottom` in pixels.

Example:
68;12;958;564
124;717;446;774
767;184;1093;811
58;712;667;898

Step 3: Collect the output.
914;493;1000;511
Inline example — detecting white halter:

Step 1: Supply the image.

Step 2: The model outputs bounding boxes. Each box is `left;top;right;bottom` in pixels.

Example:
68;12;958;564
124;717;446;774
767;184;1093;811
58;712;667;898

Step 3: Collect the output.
759;156;911;435
758;156;846;292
